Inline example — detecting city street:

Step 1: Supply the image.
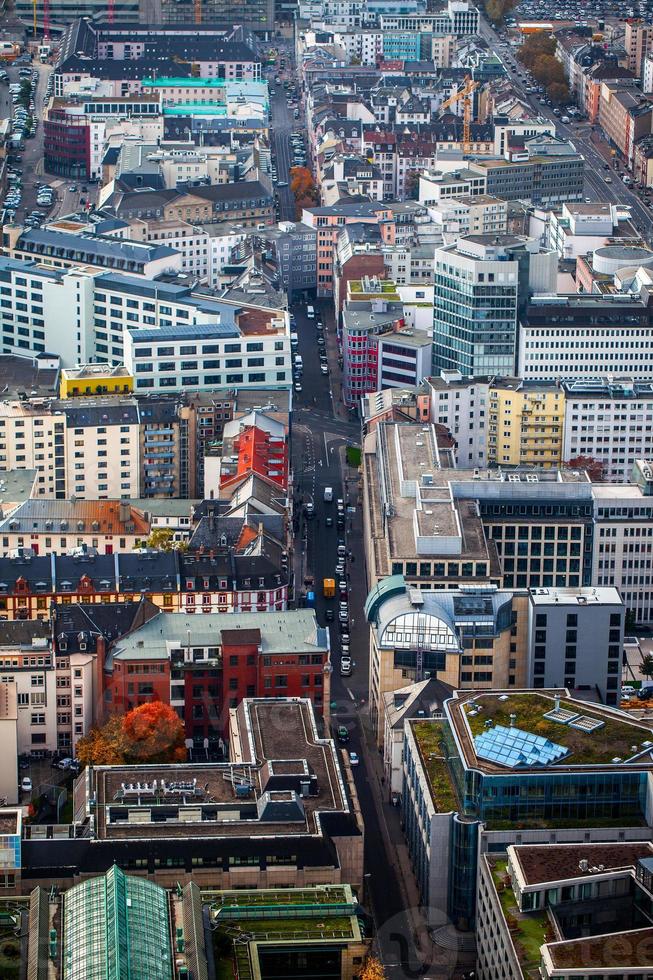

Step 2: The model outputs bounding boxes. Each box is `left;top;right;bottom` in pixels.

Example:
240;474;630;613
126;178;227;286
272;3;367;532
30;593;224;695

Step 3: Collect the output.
270;86;297;221
290;302;463;979
479;17;653;239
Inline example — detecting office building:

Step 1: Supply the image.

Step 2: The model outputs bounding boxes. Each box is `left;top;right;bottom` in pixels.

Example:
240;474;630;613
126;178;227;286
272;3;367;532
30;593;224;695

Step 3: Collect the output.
527;587;624;702
0;258;291;383
518;293;653;380
21;698;363;894
477;841;653;979
562;379;653;482
432;234;557;378
402;688;653;930
362;421;594;600
366;574;624;742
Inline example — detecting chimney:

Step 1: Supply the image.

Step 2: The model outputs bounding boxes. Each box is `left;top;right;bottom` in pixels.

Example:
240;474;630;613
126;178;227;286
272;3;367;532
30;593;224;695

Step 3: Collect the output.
119;501;130;523
509;713;516;728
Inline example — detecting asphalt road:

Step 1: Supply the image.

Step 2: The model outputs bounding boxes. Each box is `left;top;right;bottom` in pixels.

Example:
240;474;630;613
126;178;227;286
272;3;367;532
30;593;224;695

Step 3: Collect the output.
289;298;432;979
269;86;298;221
2;59;93;223
480;17;653;240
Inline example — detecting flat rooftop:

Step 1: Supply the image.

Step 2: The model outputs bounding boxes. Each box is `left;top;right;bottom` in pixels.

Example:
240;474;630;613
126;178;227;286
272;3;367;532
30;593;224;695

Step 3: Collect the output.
511;841;653;887
89;699;348;841
548;928;653;970
447;690;653;773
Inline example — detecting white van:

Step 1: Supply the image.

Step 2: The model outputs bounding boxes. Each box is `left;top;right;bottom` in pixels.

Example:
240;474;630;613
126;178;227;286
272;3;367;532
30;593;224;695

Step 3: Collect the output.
306;305;315;319
290;332;298;349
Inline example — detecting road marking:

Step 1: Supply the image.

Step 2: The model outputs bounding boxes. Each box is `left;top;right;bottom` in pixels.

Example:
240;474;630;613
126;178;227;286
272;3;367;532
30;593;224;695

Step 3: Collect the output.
346;687;356;701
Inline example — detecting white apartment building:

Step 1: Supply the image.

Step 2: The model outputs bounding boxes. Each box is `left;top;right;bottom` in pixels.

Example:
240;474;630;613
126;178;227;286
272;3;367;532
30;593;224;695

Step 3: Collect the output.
0;256;285;371
128;219;250;287
332;29;383;65
562;379;653;482
518;296;653;380
426;194;508;238
124;313;291;395
0;398;141;499
593;466;653;625
426;372;489;467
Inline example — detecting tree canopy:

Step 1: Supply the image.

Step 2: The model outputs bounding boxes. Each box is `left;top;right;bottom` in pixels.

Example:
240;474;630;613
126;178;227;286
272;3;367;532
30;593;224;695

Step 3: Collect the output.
77;702;186;767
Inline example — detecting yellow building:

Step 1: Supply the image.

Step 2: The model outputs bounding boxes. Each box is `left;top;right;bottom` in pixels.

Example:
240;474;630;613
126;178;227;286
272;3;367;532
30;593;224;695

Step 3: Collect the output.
59;363;133;399
488;381;564;469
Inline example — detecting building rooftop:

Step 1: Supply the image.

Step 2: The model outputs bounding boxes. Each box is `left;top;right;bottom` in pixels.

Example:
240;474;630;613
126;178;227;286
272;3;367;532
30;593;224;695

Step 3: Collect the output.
0;353;60;400
447;689;653;772
547;928;653;970
87;698;349;842
511;841;653;887
108;609;327;662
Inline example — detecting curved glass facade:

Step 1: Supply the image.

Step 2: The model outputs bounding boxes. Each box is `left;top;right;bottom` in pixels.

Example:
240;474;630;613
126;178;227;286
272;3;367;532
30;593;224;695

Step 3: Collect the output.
448;815;479;930
62;865;173;980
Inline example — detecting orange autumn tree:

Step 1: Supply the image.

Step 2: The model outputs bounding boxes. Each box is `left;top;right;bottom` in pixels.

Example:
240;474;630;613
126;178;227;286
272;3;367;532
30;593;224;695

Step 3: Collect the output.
290;166;318;217
77;701;186;767
361;955;386;980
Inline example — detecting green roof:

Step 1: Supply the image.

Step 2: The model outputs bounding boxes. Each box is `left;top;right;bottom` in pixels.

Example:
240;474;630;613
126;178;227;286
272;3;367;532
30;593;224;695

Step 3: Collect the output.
62;866;173;980
464;692;653;767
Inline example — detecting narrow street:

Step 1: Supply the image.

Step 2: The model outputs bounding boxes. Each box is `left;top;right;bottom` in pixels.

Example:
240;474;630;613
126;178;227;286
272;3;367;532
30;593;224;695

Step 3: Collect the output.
290;298;455;978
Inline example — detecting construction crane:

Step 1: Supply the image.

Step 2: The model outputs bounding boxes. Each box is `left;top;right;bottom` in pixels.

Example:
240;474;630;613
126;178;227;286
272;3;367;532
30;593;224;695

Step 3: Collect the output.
440;75;479;155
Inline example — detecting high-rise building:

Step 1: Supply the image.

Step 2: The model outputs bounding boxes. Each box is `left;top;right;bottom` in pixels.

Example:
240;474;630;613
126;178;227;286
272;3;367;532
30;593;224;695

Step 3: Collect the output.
432;234;556;378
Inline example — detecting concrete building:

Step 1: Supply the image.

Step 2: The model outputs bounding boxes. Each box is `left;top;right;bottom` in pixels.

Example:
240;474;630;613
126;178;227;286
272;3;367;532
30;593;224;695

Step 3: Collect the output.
562;378;653;482
432;234;557;378
598;80;653;166
469;140;585;205
593;462;653;625
124;311;291;396
362;421;595;599
527;587;624;702
518;292;653;381
20;698;364;894
402;688;653;931
258;222;318;298
477;841;653;979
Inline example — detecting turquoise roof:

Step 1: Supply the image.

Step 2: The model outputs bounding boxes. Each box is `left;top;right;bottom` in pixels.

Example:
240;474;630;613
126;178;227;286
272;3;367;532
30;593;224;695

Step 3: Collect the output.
143;76;227;87
364;574;408;624
62;865;173;980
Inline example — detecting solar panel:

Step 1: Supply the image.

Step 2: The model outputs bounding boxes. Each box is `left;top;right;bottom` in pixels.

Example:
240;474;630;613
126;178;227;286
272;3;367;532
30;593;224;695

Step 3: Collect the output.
474;725;569;769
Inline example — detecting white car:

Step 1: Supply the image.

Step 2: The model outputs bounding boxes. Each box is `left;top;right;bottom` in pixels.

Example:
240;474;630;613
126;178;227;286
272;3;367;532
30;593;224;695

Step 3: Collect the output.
349;751;360;766
21;776;32;793
320;363;328;374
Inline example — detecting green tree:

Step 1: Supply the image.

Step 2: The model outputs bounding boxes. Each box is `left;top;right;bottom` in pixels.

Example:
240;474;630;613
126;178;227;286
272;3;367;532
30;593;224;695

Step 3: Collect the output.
136;527;186;552
547;81;571;105
640;654;653;681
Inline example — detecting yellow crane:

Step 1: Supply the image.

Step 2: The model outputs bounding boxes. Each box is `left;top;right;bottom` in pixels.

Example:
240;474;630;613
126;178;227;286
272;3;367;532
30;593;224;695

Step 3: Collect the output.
440;75;480;155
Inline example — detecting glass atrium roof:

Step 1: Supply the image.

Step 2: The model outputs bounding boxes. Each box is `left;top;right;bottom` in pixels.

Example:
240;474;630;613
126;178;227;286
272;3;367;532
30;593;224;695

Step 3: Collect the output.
474;724;569;769
62;865;173;980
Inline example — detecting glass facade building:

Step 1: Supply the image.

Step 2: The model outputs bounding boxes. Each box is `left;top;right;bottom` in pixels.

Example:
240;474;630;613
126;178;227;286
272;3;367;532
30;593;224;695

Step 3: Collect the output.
62;865;173;980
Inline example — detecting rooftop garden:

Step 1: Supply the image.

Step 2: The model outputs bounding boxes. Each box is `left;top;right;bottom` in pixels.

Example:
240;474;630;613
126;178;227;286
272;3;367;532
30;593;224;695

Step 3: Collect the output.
412;721;460;813
210;887;351;908
211;899;357;980
0;904;24;980
489;858;552;980
464;693;653;766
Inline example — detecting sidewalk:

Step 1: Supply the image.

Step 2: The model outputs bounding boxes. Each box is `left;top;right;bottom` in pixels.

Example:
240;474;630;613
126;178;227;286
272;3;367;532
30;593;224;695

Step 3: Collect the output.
319;300;349;423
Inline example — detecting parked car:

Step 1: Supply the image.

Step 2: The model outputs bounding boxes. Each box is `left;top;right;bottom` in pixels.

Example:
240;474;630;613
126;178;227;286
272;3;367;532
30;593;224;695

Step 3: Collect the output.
348;751;359;766
21;777;33;793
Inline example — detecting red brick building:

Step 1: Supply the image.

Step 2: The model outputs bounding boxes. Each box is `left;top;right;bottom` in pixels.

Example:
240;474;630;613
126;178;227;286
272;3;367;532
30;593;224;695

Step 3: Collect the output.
103;609;330;746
